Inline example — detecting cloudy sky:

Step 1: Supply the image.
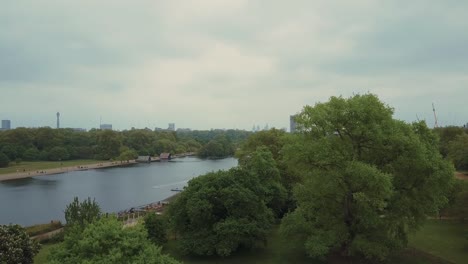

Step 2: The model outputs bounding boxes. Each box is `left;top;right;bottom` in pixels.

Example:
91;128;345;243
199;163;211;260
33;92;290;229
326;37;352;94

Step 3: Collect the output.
1;0;467;131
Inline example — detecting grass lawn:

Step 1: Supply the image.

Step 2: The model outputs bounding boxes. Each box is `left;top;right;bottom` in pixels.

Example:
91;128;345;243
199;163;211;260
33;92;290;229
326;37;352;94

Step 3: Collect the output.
34;243;57;264
0;159;104;175
164;227;315;264
408;219;468;264
26;221;62;237
34;221;465;264
163;225;459;264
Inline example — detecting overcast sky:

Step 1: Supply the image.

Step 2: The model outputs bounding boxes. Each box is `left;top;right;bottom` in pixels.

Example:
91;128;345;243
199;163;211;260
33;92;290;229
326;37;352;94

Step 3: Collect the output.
1;0;467;131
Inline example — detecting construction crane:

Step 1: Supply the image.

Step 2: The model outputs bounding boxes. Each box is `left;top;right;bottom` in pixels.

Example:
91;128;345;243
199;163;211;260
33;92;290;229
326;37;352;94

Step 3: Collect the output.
432;103;439;128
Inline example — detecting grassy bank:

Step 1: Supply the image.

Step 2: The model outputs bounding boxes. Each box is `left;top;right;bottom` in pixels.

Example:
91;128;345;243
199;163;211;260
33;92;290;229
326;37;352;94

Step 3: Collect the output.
34;244;57;264
26;221;62;237
163;221;463;264
0;159;104;175
408;219;468;264
35;219;465;264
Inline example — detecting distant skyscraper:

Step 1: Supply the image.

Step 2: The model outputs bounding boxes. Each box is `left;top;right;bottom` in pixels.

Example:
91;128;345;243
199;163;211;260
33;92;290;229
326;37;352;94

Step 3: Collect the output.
290;115;297;133
168;123;175;131
100;124;112;130
1;120;11;130
56;112;60;129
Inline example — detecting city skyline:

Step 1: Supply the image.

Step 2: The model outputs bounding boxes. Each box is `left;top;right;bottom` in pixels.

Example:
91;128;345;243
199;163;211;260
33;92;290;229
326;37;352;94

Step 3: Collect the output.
0;115;280;132
1;1;467;131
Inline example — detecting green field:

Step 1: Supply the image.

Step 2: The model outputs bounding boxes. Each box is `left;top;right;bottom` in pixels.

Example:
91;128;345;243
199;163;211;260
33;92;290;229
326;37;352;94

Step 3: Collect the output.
163;221;466;264
25;222;62;237
0;160;104;175
34;244;57;264
34;220;466;264
164;227;313;264
408;219;468;264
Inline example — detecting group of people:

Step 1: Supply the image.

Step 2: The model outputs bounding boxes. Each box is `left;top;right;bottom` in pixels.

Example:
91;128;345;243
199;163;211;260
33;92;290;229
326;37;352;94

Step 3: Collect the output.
117;201;168;220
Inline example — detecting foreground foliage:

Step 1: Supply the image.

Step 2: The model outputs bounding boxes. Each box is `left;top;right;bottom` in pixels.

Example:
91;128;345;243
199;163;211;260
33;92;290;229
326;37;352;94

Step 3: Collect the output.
0;224;40;264
281;94;455;260
48;216;180;264
408;219;468;264
164;223;461;264
144;213;169;246
64;196;101;228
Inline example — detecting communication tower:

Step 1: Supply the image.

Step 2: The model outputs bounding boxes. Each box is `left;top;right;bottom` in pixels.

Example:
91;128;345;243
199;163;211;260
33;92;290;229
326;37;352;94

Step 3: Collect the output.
432;103;439;128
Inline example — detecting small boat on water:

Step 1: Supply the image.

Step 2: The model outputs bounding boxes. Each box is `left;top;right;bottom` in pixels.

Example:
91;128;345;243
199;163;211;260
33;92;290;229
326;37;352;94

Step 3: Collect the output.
171;188;182;192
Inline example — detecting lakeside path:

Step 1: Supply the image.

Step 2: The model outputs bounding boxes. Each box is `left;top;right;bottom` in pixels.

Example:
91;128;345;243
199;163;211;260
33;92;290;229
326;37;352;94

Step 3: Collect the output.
0;160;137;182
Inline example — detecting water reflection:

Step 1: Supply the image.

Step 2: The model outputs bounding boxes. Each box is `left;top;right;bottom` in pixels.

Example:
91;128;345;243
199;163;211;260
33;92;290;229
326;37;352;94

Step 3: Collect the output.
0;157;237;226
1;177;36;187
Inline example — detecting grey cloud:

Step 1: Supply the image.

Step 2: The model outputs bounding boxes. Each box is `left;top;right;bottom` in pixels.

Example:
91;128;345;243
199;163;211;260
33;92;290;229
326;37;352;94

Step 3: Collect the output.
1;0;467;130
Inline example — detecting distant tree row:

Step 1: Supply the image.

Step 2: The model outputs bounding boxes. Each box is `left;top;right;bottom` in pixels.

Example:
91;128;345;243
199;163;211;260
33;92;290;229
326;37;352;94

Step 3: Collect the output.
0;128;251;167
433;126;468;170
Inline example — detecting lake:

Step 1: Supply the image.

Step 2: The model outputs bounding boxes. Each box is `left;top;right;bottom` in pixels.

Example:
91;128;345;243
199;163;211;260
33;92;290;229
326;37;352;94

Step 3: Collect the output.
0;157;237;226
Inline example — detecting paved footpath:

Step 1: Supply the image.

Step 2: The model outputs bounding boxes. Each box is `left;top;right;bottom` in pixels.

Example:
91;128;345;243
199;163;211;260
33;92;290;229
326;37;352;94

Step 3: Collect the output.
0;160;137;182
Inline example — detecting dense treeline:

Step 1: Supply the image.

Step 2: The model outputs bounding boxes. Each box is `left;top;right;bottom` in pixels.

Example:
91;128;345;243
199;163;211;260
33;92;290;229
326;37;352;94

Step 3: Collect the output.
433;126;468;170
168;147;285;256
166;94;459;262
0;128;250;167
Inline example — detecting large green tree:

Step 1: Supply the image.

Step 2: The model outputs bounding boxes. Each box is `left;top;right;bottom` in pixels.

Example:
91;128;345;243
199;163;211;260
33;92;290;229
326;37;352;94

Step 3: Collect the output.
240;147;287;217
281;94;454;261
236;129;301;212
22;147;40;161
0;224;40;264
144;213;168;246
48;146;70;161
433;126;466;157
168;168;274;257
117;148;138;163
236;128;287;162
94;130;122;160
48;216;180;264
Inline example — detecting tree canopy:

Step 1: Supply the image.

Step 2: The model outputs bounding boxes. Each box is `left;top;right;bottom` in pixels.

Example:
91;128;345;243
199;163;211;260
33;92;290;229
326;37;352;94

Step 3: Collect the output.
64;197;101;228
197;134;235;158
144;213;168;246
280;94;455;260
168;167;274;257
447;133;468;170
0;224;40;264
0;151;9;168
48;216;180;264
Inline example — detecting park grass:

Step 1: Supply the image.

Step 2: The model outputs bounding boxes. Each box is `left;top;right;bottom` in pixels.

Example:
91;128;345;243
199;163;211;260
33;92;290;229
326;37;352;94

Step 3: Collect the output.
25;221;62;237
164;227;315;264
34;243;57;264
408;219;468;264
0;159;104;175
33;220;466;264
163;224;457;264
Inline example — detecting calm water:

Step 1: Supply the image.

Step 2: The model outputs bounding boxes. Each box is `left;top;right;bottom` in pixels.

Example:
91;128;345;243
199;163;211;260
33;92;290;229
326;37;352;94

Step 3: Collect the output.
0;157;237;226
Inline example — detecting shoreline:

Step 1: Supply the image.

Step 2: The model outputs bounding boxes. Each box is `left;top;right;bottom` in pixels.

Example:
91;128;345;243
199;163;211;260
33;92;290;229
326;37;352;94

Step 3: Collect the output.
0;160;138;182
